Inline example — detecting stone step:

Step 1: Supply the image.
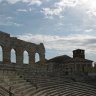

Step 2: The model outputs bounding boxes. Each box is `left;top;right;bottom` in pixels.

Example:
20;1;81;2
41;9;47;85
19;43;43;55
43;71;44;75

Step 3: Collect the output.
12;84;34;94
21;86;36;96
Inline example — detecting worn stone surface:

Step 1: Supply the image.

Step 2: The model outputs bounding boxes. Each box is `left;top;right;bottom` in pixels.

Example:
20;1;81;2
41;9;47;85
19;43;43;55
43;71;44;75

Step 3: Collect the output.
0;31;45;64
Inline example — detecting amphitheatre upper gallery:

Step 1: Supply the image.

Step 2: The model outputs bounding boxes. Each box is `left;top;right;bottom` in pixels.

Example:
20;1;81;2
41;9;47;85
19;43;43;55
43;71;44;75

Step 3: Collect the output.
0;31;45;65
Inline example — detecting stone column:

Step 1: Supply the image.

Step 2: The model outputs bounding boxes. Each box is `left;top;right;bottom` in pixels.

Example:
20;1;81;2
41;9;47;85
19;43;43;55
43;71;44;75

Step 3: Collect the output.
3;46;11;64
16;47;23;64
39;53;45;64
84;63;88;74
80;63;82;72
29;52;35;64
74;62;77;73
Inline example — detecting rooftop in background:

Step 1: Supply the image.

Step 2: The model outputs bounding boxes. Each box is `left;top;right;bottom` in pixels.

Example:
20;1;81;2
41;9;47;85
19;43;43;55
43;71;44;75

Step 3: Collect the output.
47;49;93;63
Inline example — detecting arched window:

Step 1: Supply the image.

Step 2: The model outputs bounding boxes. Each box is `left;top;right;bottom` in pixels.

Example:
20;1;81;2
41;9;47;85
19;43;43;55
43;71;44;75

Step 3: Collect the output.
92;62;95;67
0;46;3;62
11;49;16;63
23;51;29;64
35;53;40;63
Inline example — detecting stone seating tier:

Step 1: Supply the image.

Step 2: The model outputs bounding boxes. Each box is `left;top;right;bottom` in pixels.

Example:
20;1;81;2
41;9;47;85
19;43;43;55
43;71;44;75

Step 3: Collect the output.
0;69;96;96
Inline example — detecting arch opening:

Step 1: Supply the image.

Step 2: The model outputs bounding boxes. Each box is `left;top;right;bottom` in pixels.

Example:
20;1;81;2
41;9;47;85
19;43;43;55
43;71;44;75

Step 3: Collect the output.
11;49;16;63
92;62;95;68
0;46;3;62
23;51;29;64
35;53;40;63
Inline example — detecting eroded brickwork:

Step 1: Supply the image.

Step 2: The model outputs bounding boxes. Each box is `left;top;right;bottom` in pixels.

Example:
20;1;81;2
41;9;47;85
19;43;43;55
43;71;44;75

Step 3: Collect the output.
0;31;45;64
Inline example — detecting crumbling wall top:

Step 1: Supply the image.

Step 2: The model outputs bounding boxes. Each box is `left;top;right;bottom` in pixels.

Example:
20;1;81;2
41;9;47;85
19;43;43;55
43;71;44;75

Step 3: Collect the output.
0;31;45;65
0;31;10;37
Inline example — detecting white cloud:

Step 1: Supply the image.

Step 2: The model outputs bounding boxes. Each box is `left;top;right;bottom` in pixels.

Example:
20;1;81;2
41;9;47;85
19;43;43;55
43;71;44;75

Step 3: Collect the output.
0;15;22;26
28;0;42;6
6;0;20;4
4;0;43;5
17;8;34;12
18;33;59;43
41;0;78;18
41;0;96;18
55;0;78;7
78;0;96;16
84;29;93;33
6;16;13;20
17;9;28;12
17;33;96;53
41;7;63;18
0;21;22;26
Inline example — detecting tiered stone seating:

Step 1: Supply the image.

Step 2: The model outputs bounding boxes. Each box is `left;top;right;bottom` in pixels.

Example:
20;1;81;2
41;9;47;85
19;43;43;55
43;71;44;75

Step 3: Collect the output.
0;85;13;96
0;70;36;96
0;69;96;96
16;69;96;96
29;81;96;96
18;73;95;96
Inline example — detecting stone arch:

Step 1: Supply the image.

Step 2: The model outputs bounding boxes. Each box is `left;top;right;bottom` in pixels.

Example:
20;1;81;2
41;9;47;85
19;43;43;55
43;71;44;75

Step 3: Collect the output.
92;62;95;67
11;48;16;63
0;45;3;62
0;32;45;65
35;53;40;63
23;50;29;64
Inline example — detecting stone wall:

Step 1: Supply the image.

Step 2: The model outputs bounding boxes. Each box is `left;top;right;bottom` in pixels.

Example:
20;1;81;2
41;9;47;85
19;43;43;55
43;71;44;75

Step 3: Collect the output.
0;31;45;65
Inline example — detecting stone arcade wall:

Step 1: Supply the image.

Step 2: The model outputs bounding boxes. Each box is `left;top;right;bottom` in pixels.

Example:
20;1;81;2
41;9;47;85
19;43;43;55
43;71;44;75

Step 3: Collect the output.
0;31;45;65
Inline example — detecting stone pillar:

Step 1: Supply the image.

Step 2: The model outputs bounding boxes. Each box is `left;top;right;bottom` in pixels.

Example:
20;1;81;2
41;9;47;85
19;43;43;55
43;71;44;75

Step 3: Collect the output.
3;47;11;64
16;47;23;64
85;63;88;73
75;63;77;73
39;53;45;64
29;52;35;64
38;43;45;65
80;64;82;72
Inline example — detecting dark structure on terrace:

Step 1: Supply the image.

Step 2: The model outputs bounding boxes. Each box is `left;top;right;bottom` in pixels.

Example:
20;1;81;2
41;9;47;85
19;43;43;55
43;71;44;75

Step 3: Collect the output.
0;31;45;65
47;49;94;76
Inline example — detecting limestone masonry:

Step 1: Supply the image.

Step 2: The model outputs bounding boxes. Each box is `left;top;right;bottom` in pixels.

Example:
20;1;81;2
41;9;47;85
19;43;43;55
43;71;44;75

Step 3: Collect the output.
0;31;45;65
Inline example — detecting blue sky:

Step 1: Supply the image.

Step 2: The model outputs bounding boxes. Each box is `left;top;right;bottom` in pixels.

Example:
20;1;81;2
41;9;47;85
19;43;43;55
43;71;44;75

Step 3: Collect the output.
0;0;96;62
